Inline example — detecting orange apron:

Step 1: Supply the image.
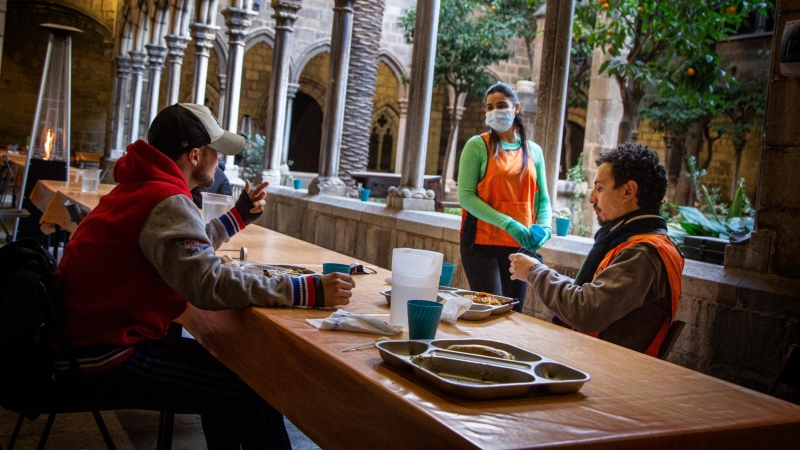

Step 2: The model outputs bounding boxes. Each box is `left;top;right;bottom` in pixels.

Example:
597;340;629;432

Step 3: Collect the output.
461;133;538;248
586;234;684;357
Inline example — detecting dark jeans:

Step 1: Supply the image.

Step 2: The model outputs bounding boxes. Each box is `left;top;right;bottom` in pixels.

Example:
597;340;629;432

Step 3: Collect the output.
72;332;291;450
460;238;543;313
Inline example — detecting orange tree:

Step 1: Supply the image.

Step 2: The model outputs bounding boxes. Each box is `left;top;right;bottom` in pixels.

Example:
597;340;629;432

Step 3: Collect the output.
574;0;770;144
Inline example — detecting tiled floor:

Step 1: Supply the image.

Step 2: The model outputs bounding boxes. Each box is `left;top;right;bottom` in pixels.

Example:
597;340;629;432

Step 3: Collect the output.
0;408;320;449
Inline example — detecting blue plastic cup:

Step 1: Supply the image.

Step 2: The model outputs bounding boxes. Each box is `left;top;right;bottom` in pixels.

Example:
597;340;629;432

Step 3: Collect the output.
439;262;455;287
529;224;546;246
359;188;371;202
555;217;571;236
407;300;443;339
322;263;351;275
293;179;302;190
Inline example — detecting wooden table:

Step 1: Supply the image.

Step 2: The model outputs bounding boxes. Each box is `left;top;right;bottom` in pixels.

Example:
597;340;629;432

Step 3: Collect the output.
179;225;800;449
29;179;114;233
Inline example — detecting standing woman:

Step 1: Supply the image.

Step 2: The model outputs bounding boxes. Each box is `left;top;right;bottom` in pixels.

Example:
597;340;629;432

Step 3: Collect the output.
458;82;552;312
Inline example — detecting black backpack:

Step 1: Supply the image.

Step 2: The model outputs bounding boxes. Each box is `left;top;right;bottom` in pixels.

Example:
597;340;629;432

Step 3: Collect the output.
0;238;62;420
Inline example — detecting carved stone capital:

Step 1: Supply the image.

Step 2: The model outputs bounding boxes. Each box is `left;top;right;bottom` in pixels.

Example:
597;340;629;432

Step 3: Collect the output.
145;44;167;68
286;82;300;99
165;34;190;62
219;73;227;91
397;99;408;116
271;0;301;29
128;50;147;74
308;176;347;196
116;55;132;77
192;23;219;56
222;7;256;45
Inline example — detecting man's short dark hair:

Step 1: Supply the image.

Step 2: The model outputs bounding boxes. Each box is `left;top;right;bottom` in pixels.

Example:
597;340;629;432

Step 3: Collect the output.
595;143;667;212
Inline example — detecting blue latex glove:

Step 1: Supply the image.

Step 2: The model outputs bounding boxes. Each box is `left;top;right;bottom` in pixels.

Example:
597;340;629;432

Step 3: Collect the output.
504;220;536;250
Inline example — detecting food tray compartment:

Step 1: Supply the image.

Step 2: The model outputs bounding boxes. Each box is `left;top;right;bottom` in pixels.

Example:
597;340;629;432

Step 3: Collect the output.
451;290;518;315
410;354;535;400
376;339;590;400
430;339;543;363
238;262;318;277
533;362;591;395
458;304;493;321
376;340;430;370
379;287;458;305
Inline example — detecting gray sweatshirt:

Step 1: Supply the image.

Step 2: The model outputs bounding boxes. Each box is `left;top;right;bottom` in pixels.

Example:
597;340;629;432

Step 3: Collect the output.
527;243;671;353
138;194;301;311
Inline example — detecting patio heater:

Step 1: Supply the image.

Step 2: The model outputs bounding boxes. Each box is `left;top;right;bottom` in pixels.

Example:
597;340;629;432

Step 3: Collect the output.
14;23;83;241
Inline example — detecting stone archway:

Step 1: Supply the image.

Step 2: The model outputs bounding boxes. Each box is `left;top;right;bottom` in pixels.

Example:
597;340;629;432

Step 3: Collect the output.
367;105;399;172
287;92;323;173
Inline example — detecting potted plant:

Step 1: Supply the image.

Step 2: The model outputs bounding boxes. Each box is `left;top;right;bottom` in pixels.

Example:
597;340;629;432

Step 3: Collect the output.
554;207;572;237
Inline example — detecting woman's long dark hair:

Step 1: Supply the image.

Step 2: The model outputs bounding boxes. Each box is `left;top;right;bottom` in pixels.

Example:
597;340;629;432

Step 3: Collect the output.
485;82;529;178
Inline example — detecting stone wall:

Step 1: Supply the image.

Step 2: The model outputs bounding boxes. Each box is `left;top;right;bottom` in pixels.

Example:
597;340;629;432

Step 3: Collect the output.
256;187;800;403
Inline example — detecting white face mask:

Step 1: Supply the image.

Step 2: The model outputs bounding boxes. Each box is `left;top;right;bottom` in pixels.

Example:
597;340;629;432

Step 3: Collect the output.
485;108;515;133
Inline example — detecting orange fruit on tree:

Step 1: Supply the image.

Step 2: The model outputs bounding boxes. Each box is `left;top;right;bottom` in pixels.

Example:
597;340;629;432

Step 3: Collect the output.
603;3;610;10
687;67;696;76
491;5;496;10
726;6;737;14
484;41;489;47
607;29;614;36
637;6;644;13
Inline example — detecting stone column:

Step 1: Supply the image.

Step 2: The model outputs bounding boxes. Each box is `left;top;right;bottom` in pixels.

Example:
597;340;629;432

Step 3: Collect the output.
262;0;302;186
393;98;408;174
0;0;7;76
529;6;546;91
220;6;256;184
441;86;466;193
516;80;537;140
580;47;624;231
145;43;167;125
308;0;355;196
127;50;147;144
533;0;575;209
111;56;132;155
217;73;227;118
387;0;440;210
282;82;300;163
164;34;190;105
191;22;219;104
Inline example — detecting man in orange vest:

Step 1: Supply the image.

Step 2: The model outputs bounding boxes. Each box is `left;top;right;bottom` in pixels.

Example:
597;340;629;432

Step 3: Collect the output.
509;143;684;357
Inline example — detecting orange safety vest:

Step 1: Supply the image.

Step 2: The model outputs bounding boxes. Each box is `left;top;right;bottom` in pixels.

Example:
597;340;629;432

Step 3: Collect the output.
586;234;684;357
461;133;538;247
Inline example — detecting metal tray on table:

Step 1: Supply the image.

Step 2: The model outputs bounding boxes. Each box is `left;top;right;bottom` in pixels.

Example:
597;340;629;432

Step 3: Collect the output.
237;262;318;278
376;338;590;400
439;290;519;320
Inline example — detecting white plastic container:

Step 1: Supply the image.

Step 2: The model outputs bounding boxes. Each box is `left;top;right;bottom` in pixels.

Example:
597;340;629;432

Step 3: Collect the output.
390;248;443;331
201;192;235;224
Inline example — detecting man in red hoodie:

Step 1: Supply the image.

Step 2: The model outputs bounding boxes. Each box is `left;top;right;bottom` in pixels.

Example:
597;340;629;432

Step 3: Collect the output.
56;103;354;448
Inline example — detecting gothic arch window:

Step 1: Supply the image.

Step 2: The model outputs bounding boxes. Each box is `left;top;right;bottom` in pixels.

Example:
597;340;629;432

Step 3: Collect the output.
368;107;398;172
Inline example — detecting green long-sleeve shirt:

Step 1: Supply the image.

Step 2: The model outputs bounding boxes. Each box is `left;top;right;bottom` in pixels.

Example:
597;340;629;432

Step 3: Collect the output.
457;134;552;247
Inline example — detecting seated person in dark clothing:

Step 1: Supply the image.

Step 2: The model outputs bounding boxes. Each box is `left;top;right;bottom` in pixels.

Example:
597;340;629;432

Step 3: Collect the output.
191;157;233;208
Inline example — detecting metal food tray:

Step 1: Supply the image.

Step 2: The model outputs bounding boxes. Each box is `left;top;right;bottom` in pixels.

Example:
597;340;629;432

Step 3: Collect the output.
379;287;458;305
238;262;318;277
442;290;519;318
376;339;590;400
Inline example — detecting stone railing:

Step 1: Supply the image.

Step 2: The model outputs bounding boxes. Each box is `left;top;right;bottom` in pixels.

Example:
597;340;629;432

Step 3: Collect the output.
255;186;800;403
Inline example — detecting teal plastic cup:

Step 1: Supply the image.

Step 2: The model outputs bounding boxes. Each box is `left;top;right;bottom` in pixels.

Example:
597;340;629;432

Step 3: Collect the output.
407;300;443;339
555;217;571;236
529;224;546;246
359;188;371;202
439;262;455;287
293;179;302;189
322;263;351;275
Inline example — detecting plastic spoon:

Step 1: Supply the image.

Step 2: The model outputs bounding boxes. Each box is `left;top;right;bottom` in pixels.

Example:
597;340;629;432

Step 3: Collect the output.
342;336;390;352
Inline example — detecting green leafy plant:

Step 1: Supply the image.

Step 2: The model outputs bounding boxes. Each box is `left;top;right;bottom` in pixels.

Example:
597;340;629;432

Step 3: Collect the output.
574;0;770;144
565;153;591;236
241;134;265;182
668;178;754;245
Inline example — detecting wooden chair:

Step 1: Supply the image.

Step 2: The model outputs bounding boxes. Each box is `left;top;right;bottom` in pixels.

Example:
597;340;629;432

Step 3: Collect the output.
770;344;800;396
657;320;685;360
